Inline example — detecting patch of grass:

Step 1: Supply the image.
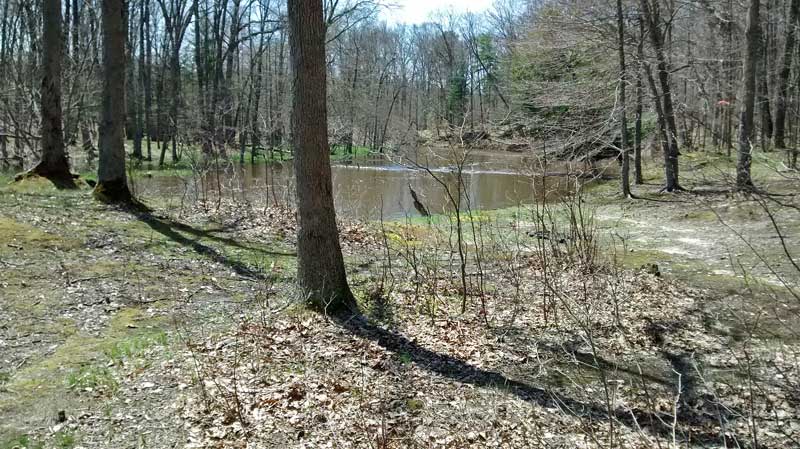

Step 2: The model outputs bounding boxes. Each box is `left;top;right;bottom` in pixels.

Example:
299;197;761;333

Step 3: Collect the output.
0;434;44;449
52;430;77;449
105;331;168;364
0;172;14;185
398;352;413;365
108;308;147;334
65;365;118;396
330;144;373;161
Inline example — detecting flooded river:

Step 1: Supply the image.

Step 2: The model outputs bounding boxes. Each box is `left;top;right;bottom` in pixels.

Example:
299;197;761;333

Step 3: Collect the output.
132;148;606;220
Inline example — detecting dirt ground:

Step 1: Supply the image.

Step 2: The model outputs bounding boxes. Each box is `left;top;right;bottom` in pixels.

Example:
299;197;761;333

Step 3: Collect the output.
1;152;799;448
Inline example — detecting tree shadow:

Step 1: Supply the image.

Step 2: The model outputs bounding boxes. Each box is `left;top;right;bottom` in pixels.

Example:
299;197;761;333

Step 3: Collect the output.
132;210;295;280
164;217;297;258
331;311;748;448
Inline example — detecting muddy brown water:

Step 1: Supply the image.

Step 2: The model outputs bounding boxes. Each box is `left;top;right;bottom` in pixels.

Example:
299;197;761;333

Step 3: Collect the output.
133;149;609;220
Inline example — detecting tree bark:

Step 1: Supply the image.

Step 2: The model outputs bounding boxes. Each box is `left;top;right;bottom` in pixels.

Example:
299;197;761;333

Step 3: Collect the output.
95;0;132;202
634;19;644;185
289;0;355;312
737;0;761;189
641;0;681;191
616;0;631;197
144;0;153;161
251;32;266;158
645;63;671;175
774;0;799;149
28;0;73;184
131;4;143;160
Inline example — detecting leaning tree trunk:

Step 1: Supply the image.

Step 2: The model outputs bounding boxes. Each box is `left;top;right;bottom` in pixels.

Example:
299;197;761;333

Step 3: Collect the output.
95;0;132;202
737;0;761;190
774;0;800;150
27;0;73;184
288;0;354;312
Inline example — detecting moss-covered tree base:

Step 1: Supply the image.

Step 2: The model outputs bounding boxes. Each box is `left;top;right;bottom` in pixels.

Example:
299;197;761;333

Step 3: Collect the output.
14;164;78;189
92;179;133;204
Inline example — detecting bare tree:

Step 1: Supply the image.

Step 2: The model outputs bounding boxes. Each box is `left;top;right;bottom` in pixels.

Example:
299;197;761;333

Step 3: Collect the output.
616;0;631;197
24;0;73;185
95;0;132;202
737;0;761;190
640;0;681;192
774;0;799;151
289;0;355;311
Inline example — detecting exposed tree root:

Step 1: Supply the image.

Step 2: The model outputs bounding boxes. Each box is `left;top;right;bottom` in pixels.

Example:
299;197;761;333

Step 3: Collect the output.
92;179;137;206
14;165;78;189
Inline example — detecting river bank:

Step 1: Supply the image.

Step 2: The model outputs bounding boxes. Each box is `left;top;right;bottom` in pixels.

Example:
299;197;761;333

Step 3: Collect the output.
1;151;798;448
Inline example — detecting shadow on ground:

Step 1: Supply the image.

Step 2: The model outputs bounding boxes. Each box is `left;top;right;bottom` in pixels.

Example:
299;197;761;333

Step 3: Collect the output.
133;210;296;280
332;311;746;448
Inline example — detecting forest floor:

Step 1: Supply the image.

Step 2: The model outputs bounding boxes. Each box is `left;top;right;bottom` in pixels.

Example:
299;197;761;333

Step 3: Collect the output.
0;151;799;449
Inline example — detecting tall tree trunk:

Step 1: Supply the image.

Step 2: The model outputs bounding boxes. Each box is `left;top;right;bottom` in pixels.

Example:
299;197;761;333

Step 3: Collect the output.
759;76;772;149
0;0;8;71
347;43;360;154
737;0;761;189
171;43;180;162
95;0;132;202
144;0;153;161
82;122;97;165
641;0;680;191
251;32;266;158
223;0;241;147
73;0;98;167
634;19;644;185
645;64;672;178
195;0;212;154
616;0;631;198
131;6;143;160
64;0;71;61
157;56;167;166
71;0;80;60
774;0;799;149
274;32;287;147
288;0;354;311
28;0;73;184
759;1;773;150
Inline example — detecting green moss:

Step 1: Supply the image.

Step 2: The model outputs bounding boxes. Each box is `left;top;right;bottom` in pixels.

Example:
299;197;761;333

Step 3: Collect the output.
0;434;45;449
616;249;674;271
405;398;425;411
0;218;80;250
108;308;150;334
15;318;78;339
1;308;166;408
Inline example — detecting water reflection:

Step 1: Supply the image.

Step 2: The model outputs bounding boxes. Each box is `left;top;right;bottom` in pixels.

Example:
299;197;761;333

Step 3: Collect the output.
133;150;601;220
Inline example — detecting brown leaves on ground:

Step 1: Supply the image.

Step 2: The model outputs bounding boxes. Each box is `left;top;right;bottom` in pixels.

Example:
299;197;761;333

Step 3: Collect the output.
173;212;800;448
